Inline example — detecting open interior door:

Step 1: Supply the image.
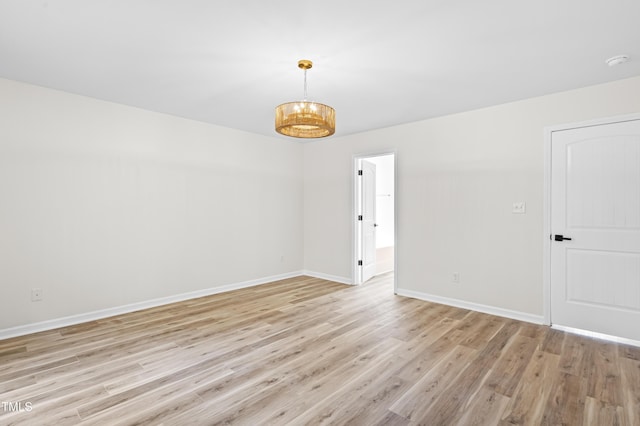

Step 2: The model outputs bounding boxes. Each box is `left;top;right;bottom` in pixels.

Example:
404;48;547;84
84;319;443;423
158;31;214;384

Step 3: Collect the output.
360;160;377;283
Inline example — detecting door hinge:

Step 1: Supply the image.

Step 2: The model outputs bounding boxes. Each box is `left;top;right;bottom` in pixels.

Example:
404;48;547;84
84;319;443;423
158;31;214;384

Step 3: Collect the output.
358;170;363;176
358;215;363;221
358;260;363;266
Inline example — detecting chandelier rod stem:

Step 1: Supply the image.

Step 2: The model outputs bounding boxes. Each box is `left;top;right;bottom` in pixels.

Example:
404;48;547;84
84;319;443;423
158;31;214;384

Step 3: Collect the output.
303;68;308;101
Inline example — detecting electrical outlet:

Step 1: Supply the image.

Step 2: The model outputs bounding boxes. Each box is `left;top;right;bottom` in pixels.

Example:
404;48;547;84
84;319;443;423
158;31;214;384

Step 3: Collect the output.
280;255;285;262
452;272;460;284
31;288;43;302
512;202;526;214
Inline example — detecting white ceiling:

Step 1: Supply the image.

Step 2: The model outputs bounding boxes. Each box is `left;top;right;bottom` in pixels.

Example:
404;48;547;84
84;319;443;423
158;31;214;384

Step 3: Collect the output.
1;1;639;139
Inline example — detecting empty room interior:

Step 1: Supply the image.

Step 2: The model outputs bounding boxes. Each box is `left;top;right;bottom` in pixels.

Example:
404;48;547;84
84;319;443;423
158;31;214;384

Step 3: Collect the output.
1;1;640;425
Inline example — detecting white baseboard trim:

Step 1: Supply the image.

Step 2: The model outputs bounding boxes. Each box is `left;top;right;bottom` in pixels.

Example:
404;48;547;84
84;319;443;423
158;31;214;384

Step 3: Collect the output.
396;288;545;325
551;325;640;348
302;270;353;285
0;271;304;341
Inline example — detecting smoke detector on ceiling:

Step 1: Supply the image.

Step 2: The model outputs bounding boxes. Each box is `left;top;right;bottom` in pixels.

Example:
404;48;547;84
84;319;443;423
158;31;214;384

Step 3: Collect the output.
606;55;630;67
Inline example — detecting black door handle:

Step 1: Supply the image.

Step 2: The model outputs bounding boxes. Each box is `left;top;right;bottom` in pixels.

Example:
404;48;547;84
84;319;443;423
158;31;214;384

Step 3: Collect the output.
554;234;572;241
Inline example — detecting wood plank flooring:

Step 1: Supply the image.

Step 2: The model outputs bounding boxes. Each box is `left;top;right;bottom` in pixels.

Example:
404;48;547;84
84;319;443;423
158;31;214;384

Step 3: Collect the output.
1;274;639;425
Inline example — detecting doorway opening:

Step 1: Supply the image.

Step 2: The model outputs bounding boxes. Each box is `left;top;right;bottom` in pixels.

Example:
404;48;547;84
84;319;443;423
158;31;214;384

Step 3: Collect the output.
353;153;396;292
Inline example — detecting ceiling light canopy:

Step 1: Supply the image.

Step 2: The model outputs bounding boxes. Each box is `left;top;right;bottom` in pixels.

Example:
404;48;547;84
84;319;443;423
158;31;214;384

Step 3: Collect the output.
275;60;335;138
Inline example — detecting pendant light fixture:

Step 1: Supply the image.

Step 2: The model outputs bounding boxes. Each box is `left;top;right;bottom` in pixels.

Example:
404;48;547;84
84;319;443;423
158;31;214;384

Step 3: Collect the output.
275;59;335;138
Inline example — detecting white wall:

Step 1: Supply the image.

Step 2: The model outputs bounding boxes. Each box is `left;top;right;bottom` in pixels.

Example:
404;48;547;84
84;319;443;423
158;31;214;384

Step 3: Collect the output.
3;74;640;333
0;78;303;331
303;76;640;317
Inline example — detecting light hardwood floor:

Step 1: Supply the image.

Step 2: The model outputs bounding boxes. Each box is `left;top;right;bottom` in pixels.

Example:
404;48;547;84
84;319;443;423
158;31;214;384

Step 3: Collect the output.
1;274;639;425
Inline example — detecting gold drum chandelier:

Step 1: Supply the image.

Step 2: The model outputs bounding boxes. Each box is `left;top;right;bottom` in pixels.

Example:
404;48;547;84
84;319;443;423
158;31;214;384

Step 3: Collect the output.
275;60;335;138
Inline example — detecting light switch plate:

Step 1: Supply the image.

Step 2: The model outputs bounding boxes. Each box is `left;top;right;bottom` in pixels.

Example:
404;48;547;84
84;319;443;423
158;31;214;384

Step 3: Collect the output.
512;202;526;214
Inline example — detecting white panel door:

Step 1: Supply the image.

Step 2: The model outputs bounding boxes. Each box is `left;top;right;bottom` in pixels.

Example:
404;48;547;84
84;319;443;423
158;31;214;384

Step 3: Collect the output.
361;160;377;283
551;119;640;341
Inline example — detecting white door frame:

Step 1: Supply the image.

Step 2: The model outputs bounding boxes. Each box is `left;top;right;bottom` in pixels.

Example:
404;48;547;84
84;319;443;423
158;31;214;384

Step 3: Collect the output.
352;151;397;292
543;113;640;329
